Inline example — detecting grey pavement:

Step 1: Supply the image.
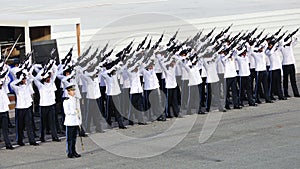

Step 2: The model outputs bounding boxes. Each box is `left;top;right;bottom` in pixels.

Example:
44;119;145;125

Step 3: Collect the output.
0;83;300;169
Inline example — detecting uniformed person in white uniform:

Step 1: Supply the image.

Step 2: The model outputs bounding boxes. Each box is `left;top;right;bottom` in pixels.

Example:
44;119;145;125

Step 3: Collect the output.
63;84;81;158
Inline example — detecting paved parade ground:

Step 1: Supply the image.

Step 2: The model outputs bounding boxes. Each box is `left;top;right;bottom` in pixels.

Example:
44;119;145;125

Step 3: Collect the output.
1;89;300;169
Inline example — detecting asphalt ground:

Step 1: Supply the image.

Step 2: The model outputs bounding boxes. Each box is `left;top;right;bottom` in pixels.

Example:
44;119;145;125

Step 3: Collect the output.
0;74;299;169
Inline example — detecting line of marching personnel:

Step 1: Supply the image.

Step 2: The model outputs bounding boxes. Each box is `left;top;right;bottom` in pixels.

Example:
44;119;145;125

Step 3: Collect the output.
0;25;299;154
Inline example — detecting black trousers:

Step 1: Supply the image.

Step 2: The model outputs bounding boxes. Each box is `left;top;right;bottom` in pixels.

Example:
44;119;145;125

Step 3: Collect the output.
225;77;239;107
239;76;255;105
282;64;299;96
106;95;125;127
0;112;12;146
144;89;163;120
166;88;180;117
186;84;202;114
85;98;102;132
255;70;271;102
156;73;163;91
129;93;144;123
269;69;284;98
250;68;256;97
40;104;58;139
100;86;107;118
30;106;37;131
175;76;182;106
66;126;78;155
16;108;36;144
200;77;207;108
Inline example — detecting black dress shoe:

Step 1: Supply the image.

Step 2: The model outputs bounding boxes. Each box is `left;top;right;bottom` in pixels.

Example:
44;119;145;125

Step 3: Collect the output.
255;100;262;104
285;94;291;98
233;106;242;109
157;117;166;121
138;122;147;125
294;95;300;97
30;142;39;146
58;130;65;134
249;103;257;106
278;97;287;100
6;145;14;150
18;142;25;146
52;138;61;142
265;100;274;103
73;152;81;158
67;154;74;158
197;109;205;114
79;133;89;137
198;111;207;114
119;126;127;129
128;121;134;126
270;96;276;100
40;138;46;142
225;106;231;110
167;115;173;118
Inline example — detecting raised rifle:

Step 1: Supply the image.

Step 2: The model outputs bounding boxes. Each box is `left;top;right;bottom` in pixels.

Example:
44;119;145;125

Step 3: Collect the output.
284;28;299;42
153;32;164;49
5;34;22;63
255;29;265;40
167;29;179;46
274;26;284;36
137;35;148;51
223;23;233;34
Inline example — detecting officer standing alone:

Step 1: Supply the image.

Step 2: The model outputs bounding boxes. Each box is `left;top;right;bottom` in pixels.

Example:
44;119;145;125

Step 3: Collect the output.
63;84;81;158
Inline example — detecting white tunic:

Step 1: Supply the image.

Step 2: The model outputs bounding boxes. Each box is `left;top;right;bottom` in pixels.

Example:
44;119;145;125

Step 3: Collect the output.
180;59;190;80
182;63;202;86
128;70;143;94
140;68;159;90
102;72;122;96
63;96;82;126
222;55;238;78
249;49;268;72
216;54;225;74
265;47;282;71
81;74;101;99
34;79;56;106
279;39;297;65
234;53;251;77
10;79;33;109
202;56;219;83
0;78;10;112
159;60;178;89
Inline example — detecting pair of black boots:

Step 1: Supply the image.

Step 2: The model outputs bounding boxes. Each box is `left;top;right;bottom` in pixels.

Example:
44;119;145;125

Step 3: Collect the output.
68;152;81;158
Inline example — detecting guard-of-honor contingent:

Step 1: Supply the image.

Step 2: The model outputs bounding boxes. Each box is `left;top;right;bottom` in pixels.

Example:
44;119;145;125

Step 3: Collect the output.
0;25;299;158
